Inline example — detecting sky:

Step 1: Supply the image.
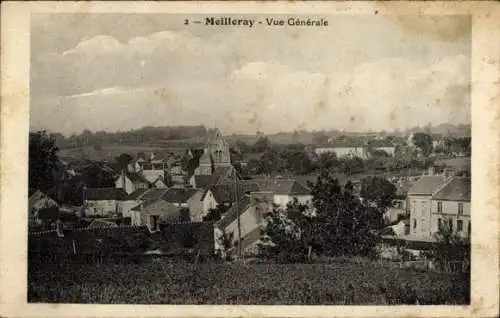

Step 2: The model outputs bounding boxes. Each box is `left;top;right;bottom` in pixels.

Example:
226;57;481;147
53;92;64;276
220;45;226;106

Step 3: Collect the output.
30;14;471;136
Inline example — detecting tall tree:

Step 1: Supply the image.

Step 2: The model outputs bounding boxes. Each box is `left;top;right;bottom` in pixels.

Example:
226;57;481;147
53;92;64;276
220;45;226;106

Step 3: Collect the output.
360;176;397;211
253;136;271;153
412;132;433;156
115;153;134;171
29;131;59;192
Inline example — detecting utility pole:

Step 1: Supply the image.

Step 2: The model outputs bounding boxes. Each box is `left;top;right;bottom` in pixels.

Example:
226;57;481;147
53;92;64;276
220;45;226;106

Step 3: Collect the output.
234;171;242;260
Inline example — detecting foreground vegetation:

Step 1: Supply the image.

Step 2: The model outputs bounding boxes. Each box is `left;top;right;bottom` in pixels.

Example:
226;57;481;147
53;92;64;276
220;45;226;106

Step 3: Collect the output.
28;257;469;305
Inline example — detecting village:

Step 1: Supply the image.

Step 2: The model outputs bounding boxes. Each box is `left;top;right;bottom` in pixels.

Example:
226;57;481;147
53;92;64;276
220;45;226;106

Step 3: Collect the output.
29;126;471;267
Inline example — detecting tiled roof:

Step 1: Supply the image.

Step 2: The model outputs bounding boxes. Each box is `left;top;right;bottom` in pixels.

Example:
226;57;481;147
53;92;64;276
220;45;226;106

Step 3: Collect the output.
118;171;150;184
141;170;165;183
140;189;169;203
432;177;471;201
84;188;128;201
162;188;198;203
217;195;252;229
193;175;218;189
208;181;260;203
407;176;447;196
198;149;212;165
252;178;311;195
213;166;232;182
126;188;149;200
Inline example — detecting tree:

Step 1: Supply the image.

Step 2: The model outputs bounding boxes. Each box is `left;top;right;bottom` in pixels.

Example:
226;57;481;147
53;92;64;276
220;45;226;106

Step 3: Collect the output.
235;140;249;154
137;151;147;160
260;173;382;262
80;164;115;188
312;130;329;145
307;173;381;257
216;229;235;261
252;136;271;153
116;153;133;171
203;204;229;222
29;131;59;192
316;152;339;173
259;199;312;263
360;176;397;211
432;220;471;272
412;133;433;156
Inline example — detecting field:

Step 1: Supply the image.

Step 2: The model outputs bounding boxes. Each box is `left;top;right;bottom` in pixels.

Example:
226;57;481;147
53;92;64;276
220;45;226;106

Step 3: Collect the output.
28;257;469;305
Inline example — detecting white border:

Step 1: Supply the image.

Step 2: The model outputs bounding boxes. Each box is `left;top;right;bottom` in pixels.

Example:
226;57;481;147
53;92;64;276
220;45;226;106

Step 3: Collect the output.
1;1;499;317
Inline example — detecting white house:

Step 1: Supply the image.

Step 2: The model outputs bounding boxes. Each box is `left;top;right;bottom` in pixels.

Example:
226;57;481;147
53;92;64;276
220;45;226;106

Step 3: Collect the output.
83;188;128;216
407;175;449;240
130;188;199;228
430;177;471;238
200;181;260;217
115;170;150;194
141;170;167;188
253;178;313;210
117;188;149;221
216;192;274;255
366;139;396;157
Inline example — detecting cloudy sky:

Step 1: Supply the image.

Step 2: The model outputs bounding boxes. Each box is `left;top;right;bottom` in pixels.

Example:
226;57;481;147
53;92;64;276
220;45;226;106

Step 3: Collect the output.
30;14;471;136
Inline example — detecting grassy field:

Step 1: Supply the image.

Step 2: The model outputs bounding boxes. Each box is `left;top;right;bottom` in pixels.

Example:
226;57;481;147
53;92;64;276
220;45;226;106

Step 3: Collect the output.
28;257;469;305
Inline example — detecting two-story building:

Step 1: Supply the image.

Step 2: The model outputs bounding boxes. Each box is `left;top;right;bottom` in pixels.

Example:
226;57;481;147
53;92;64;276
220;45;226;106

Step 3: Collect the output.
407;175;471;242
430;177;471;238
407;175;449;240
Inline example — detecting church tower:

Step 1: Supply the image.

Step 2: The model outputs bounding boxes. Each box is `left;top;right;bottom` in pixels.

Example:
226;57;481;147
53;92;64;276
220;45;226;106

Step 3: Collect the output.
207;128;231;168
194;128;231;176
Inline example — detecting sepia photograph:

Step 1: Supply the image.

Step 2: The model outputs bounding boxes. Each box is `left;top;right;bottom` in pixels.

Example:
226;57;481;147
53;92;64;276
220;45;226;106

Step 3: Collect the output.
1;1;499;317
27;11;473;305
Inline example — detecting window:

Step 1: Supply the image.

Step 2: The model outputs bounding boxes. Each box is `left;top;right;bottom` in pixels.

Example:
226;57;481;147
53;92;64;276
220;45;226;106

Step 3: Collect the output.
413;219;417;229
437;201;442;214
438;218;443;230
448;219;453;232
421;218;426;232
458;203;464;215
457;220;463;232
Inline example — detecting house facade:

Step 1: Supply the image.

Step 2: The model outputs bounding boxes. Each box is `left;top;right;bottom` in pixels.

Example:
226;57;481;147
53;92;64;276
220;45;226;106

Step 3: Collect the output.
407;175;449;240
216;192;274;255
130;200;180;230
115;170;150;194
84;188;128;216
200;181;260;217
407;174;471;242
253;178;313;210
430;177;471;238
315;145;368;159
